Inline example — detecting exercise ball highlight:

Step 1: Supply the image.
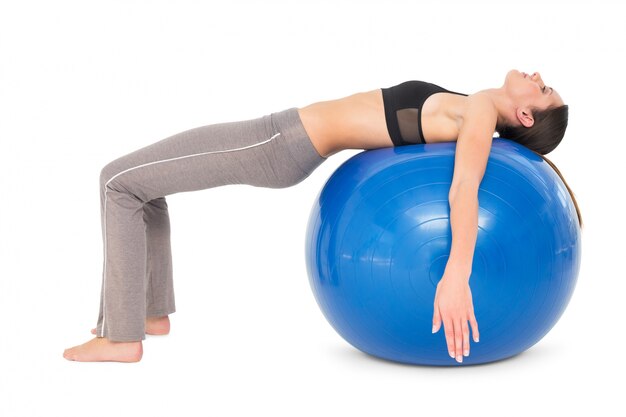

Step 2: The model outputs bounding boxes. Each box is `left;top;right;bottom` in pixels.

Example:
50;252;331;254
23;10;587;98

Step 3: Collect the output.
305;138;581;366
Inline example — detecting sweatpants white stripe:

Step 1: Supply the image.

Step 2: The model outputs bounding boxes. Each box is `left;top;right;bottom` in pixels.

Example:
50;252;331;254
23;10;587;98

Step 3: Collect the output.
99;133;281;338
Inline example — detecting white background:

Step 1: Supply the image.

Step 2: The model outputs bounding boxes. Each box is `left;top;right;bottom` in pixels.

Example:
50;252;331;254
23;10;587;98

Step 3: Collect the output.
1;0;623;415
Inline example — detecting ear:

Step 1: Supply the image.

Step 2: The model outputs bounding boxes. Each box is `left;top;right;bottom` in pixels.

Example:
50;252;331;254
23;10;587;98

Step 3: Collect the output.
516;107;535;128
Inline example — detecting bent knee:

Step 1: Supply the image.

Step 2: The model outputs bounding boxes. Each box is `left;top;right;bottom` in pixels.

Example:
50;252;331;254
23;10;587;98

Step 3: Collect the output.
100;162;118;189
99;158;132;191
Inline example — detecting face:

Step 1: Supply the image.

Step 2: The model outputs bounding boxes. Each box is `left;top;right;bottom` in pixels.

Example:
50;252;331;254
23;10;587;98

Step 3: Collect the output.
503;69;564;127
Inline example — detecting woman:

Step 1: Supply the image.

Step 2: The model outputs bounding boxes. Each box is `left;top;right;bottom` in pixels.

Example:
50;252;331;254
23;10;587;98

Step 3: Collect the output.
63;69;581;363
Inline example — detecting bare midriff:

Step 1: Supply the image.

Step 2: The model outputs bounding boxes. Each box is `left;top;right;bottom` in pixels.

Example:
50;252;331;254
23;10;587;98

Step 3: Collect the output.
297;89;393;158
297;89;467;158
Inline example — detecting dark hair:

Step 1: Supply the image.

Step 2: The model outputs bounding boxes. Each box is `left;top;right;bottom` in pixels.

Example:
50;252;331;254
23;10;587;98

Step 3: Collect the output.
497;105;583;229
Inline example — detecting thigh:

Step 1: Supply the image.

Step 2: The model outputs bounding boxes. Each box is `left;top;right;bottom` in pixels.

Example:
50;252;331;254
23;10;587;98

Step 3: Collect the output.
100;114;306;202
101;115;272;178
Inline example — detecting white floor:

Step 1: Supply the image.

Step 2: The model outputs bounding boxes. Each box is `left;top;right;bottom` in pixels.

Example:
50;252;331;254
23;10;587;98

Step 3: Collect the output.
0;228;618;416
1;1;624;415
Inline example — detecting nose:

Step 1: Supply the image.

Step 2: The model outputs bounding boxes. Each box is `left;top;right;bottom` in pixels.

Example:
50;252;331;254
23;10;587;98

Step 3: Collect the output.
531;72;545;88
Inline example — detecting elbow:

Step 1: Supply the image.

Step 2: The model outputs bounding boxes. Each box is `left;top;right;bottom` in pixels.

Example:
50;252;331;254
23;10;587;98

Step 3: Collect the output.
448;180;480;202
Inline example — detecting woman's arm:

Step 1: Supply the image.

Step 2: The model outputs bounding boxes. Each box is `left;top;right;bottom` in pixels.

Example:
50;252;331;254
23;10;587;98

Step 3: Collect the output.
431;93;497;363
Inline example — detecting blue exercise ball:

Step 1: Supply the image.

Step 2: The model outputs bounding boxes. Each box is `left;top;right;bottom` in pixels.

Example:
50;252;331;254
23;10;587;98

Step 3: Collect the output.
305;138;581;366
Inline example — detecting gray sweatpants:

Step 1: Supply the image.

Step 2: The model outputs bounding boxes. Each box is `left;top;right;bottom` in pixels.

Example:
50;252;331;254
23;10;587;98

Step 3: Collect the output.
96;107;327;341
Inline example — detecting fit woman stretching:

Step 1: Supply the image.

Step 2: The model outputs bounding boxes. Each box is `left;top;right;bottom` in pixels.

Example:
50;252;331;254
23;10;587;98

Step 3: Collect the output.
63;69;581;363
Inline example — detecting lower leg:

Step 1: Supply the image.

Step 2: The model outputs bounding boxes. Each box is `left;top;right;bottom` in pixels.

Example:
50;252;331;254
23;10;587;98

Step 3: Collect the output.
91;315;170;336
94;184;148;342
144;197;176;318
88;196;176;338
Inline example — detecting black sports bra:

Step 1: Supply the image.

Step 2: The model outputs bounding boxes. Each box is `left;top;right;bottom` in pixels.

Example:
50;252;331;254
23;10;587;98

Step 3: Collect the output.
381;80;468;146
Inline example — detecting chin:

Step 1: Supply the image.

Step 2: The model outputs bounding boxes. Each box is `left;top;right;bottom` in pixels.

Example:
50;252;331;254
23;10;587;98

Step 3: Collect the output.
503;69;523;88
506;69;521;80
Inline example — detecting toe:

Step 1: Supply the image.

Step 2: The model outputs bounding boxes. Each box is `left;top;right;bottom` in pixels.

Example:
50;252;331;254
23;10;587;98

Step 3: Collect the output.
63;349;75;361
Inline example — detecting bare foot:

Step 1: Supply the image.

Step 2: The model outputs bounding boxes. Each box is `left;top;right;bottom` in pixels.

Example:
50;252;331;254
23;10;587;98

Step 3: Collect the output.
90;316;170;336
63;337;143;362
145;315;170;335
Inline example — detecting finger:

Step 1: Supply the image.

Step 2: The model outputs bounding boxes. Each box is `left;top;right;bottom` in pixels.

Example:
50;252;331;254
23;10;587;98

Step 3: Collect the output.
454;319;463;363
462;319;470;357
469;310;480;343
432;304;442;334
443;318;455;359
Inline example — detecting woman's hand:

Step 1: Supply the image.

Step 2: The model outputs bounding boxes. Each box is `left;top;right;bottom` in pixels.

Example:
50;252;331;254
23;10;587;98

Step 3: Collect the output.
432;269;480;363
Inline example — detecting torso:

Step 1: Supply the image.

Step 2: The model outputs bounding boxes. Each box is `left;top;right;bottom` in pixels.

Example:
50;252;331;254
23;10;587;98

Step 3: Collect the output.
298;87;469;158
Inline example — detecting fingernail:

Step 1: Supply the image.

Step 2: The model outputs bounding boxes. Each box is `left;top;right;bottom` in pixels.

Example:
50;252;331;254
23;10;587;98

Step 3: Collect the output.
456;355;463;363
432;325;437;333
449;351;455;359
475;336;480;343
464;349;469;357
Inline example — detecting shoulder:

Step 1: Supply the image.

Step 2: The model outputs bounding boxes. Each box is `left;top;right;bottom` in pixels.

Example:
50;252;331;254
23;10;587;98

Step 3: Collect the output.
461;92;498;129
465;91;496;109
450;92;498;187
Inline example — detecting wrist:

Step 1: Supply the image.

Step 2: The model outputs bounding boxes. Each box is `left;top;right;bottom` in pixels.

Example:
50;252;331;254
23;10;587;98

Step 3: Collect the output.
443;261;472;282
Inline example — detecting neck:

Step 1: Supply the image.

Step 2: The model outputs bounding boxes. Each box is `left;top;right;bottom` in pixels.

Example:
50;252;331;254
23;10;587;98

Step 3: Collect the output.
478;87;516;129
